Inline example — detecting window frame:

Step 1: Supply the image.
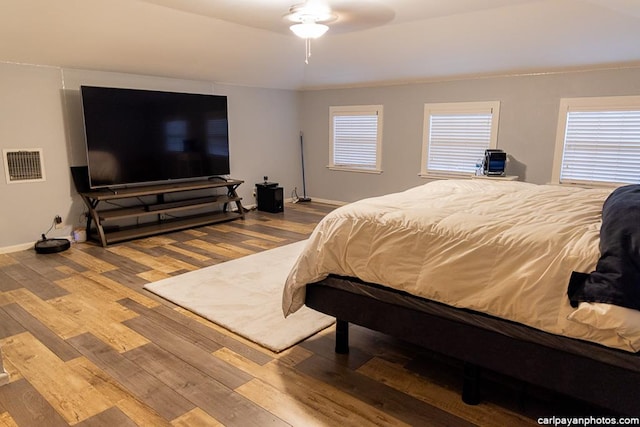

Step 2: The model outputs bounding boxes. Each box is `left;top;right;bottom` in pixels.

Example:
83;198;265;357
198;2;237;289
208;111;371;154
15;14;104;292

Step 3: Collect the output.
328;105;383;174
552;95;640;187
420;101;501;178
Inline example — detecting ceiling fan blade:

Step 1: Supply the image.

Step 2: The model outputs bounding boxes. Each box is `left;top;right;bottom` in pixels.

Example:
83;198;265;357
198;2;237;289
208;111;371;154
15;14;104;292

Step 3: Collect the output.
327;0;395;33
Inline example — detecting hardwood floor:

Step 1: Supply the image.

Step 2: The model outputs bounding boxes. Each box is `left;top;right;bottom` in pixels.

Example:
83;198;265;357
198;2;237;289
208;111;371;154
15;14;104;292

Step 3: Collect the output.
0;202;603;426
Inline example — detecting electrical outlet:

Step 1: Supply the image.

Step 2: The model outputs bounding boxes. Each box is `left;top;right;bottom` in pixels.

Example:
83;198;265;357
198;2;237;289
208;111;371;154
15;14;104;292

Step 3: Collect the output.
54;215;63;229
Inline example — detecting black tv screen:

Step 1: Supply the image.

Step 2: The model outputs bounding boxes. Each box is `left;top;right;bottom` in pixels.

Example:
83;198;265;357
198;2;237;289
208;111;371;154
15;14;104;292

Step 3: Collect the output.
80;86;230;189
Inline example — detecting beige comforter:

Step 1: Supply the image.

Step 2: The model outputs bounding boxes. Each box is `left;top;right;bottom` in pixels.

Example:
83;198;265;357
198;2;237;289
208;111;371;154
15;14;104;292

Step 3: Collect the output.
282;179;638;351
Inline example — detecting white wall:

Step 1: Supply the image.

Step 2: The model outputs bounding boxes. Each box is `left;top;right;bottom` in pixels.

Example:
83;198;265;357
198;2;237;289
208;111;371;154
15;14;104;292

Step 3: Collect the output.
3;62;640;250
0;63;72;251
214;83;303;201
300;67;640;202
0;64;302;250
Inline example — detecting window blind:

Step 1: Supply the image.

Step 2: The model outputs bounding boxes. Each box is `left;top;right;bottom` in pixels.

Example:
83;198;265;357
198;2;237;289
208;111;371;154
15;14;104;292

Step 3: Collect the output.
560;110;640;185
427;113;494;174
332;113;379;170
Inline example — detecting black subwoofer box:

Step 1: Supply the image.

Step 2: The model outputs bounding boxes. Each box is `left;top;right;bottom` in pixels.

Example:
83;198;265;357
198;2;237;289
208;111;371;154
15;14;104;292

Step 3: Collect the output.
256;183;284;213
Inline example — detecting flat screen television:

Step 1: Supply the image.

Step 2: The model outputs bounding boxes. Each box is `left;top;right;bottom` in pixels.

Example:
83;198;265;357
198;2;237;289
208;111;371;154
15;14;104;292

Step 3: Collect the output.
80;85;230;189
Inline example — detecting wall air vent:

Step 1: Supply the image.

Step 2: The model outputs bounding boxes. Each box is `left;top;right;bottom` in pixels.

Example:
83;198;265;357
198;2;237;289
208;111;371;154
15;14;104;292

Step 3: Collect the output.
3;149;46;184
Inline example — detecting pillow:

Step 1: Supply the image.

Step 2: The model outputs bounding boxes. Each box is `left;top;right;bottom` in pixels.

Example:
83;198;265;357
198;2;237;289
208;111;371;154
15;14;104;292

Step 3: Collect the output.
567;302;640;352
567;184;640;311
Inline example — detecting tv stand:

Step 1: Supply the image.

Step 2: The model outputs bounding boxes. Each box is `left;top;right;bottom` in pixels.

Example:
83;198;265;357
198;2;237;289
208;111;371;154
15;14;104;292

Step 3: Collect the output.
79;179;245;247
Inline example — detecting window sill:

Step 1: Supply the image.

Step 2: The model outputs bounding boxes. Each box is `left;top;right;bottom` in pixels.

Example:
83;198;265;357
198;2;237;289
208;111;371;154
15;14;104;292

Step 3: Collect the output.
472;175;519;181
327;166;383;174
419;172;473;180
552;180;625;189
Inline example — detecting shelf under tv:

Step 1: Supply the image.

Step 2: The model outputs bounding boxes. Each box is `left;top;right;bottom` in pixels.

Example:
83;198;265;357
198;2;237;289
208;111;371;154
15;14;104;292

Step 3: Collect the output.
79;179;245;247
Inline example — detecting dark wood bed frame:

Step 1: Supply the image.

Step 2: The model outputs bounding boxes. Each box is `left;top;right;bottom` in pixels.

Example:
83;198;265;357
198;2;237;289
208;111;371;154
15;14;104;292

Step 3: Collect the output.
305;276;640;415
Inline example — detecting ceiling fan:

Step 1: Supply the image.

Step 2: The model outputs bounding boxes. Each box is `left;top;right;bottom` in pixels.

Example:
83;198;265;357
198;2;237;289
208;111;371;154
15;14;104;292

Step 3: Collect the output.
284;1;336;63
138;0;395;35
285;1;395;33
136;0;395;63
283;0;394;63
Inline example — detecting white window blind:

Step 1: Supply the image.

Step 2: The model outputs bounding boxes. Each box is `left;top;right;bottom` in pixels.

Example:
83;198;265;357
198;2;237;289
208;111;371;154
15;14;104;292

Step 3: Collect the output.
421;101;500;176
329;105;382;173
560;110;640;185
552;96;640;186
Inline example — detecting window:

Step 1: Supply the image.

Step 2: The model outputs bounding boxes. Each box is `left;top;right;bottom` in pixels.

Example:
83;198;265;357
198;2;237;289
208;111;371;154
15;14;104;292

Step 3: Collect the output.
329;105;383;173
421;101;500;177
206;118;228;156
552;96;640;186
165;120;187;152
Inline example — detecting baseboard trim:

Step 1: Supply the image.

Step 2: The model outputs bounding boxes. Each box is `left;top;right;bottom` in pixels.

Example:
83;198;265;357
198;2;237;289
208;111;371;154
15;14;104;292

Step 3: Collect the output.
0;199;342;253
0;241;35;254
1;235;73;254
0;370;9;386
297;197;347;206
0;346;8;386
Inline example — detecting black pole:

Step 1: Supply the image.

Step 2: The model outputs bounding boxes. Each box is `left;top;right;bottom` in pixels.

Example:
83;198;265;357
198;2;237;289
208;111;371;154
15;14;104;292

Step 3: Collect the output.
299;131;311;202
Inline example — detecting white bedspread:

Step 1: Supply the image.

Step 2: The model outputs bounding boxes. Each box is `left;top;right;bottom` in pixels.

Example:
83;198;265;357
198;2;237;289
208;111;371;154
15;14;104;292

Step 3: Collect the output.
282;180;637;351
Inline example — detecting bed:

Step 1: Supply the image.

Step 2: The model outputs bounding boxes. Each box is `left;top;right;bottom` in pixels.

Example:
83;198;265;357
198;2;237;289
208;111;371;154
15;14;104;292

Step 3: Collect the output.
282;179;640;415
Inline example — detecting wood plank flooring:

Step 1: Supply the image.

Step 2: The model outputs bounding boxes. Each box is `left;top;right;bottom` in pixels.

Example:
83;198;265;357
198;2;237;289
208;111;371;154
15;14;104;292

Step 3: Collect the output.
0;202;607;426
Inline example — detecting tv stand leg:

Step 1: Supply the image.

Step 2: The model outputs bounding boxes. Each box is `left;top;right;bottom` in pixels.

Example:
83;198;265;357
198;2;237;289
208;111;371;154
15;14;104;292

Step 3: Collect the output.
81;194;107;247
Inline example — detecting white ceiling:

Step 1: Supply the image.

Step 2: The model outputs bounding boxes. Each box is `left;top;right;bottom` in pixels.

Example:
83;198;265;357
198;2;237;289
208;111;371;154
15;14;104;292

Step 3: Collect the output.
2;0;640;90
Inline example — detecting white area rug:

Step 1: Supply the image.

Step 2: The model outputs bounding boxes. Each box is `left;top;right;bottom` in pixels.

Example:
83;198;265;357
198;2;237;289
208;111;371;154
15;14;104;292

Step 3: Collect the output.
143;240;334;352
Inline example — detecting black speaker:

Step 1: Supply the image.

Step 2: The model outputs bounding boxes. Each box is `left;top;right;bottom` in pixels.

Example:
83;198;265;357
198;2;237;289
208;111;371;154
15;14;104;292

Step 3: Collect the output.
256;184;284;213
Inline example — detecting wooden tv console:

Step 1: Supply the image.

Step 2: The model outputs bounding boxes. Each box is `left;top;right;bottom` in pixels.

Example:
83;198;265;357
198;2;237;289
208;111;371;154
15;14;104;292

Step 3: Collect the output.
79;179;245;247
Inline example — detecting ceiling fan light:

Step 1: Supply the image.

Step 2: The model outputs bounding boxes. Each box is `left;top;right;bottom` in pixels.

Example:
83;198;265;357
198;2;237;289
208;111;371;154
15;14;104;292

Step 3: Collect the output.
290;22;329;39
